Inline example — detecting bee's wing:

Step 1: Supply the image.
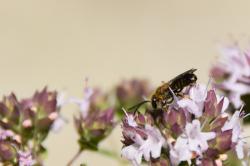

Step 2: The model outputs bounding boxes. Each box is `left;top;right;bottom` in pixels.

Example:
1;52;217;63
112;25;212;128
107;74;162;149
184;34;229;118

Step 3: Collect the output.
168;68;197;84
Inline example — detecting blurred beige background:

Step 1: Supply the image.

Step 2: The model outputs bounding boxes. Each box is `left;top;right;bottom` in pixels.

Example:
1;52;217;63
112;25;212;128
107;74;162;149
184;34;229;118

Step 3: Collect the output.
1;0;250;165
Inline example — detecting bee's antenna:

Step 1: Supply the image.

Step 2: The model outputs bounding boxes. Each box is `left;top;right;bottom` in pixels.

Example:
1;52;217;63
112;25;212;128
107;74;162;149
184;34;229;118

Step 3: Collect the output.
122;107;129;117
128;100;151;113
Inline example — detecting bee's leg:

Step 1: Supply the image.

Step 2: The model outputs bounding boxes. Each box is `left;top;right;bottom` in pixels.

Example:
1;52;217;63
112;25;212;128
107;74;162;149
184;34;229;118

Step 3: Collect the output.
176;92;184;98
168;87;179;103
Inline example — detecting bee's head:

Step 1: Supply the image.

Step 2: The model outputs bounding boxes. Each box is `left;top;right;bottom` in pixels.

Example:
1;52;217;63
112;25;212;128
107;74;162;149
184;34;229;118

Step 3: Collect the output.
151;95;157;109
188;74;197;83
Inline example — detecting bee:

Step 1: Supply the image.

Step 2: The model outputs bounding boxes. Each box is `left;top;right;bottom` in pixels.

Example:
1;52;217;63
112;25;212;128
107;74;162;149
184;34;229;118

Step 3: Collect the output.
151;68;197;109
129;69;197;111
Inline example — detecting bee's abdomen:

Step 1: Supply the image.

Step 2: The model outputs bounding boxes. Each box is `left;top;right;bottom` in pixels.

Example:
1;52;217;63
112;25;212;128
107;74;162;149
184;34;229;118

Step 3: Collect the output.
171;77;189;92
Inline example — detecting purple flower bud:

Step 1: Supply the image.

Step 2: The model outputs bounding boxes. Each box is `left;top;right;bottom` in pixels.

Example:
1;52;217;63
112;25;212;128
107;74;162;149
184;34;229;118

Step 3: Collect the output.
116;79;153;103
214;130;233;153
0;141;17;162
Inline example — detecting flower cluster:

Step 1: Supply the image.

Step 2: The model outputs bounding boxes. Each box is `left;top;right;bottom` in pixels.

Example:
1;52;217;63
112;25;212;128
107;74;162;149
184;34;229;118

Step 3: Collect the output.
0;87;62;165
121;83;249;166
67;79;155;165
0;127;35;165
72;86;115;151
210;44;250;119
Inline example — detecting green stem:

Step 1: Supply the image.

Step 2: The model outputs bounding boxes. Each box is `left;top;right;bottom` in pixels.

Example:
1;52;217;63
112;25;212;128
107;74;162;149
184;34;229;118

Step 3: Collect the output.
67;148;126;166
97;148;126;164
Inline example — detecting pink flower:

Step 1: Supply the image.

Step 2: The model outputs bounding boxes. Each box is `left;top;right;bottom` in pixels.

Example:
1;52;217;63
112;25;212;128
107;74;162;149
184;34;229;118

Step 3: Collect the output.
139;125;166;161
216;94;229;113
121;144;142;166
177;84;229;118
0;129;14;140
121;75;249;165
185;120;216;153
18;151;35;166
221;110;245;159
204;89;229;118
121;113;165;165
177;84;207;117
222;111;241;142
169;120;215;165
189;84;207;102
122;108;138;127
210;44;250;108
169;137;193;166
70;87;94;118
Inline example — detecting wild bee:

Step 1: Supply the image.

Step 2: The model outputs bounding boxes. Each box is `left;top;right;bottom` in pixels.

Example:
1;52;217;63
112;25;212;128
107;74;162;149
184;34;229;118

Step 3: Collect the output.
129;69;197;111
151;68;197;109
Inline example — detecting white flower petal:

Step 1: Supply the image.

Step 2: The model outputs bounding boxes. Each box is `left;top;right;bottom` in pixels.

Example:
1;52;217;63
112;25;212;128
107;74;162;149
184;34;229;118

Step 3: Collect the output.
178;99;202;117
190;84;207;102
185;120;215;154
51;116;67;132
170;137;192;166
56;92;66;108
121;145;142;166
235;140;244;159
127;115;138;127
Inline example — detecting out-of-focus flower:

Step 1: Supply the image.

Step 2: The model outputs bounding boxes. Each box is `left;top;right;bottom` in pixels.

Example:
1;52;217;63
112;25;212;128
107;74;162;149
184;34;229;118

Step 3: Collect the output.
210;44;250;111
121;82;250;166
242;149;250;166
51;115;67;133
0;128;35;166
72;86;115;151
0;129;15;140
56;92;67;108
0;87;62;165
0;130;19;163
18;150;35;166
115;79;154;117
51;91;68;133
20;87;59;134
116;79;153;104
70;87;94;118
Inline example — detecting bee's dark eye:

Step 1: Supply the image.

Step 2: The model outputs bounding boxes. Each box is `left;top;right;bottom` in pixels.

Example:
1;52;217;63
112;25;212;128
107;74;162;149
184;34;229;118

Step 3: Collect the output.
190;75;197;82
152;100;157;109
